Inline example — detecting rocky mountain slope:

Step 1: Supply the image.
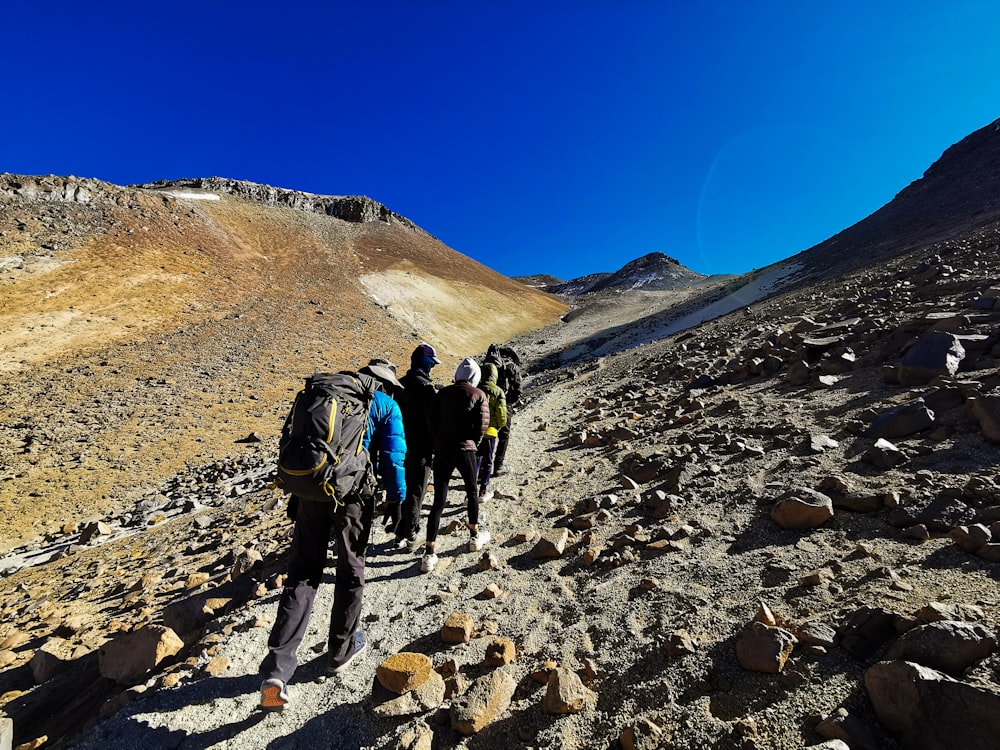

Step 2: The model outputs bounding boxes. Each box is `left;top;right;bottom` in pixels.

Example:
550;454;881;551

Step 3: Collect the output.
1;119;1000;750
791;117;1000;281
0;174;565;554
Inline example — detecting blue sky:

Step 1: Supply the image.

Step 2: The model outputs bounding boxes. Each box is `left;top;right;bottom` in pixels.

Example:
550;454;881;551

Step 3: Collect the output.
4;2;999;280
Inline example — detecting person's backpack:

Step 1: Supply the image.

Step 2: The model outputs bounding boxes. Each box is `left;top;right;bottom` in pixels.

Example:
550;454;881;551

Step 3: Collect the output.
497;346;523;403
276;372;376;505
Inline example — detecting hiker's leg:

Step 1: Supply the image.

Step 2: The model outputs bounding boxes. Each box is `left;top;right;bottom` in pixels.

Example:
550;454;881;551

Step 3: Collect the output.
426;452;456;546
477;436;496;494
458;448;481;528
260;498;331;682
328;492;374;662
398;455;430;539
493;419;511;474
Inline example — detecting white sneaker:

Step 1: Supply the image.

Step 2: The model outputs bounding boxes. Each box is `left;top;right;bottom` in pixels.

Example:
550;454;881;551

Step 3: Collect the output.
421;553;439;572
480;490;494;502
469;530;491;552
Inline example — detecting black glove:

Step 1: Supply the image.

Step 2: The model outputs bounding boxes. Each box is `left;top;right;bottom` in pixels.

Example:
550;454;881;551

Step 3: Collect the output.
383;501;402;532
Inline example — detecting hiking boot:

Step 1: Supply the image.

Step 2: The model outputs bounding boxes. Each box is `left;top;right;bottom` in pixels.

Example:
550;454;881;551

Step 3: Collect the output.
469;530;491;552
259;678;289;710
328;631;367;675
421;552;439;572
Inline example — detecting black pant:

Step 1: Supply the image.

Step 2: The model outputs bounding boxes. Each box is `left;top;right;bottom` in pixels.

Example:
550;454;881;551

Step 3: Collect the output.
396;455;431;540
259;492;374;683
427;448;479;544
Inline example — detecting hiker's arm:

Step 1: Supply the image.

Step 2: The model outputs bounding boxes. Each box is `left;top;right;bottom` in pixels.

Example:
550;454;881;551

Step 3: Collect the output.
376;398;407;504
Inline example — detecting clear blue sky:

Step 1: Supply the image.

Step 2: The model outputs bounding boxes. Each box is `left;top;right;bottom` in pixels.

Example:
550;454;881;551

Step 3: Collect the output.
4;2;999;280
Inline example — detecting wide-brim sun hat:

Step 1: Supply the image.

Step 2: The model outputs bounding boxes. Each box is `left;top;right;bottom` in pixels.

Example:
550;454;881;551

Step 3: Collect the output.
360;363;401;389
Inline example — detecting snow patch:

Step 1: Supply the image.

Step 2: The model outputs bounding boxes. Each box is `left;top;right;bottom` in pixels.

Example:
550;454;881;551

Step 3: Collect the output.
162;191;221;201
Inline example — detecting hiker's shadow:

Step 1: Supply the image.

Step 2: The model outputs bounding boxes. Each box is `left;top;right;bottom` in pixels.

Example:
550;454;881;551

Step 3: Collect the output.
84;674;268;750
178;710;269;749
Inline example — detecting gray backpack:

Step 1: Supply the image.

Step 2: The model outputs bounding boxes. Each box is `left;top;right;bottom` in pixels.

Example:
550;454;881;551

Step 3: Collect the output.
276;373;375;504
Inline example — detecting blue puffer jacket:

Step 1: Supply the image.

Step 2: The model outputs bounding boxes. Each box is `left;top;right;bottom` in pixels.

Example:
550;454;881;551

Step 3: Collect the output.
365;389;407;504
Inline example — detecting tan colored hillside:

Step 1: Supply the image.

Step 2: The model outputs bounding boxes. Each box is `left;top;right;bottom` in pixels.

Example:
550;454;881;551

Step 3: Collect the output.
0;175;565;551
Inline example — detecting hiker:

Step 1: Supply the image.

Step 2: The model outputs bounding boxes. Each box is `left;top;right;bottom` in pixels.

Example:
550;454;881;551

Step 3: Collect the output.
421;357;490;573
475;361;507;501
359;358;405;534
483;343;522;476
360;357;403;401
259;365;406;710
394;342;440;549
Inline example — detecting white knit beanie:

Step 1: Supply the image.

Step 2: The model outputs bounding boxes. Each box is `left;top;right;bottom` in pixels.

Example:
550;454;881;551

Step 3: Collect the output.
454;357;481;387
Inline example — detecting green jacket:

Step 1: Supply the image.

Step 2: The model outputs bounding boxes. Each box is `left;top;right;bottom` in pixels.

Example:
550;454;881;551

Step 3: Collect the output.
479;363;508;438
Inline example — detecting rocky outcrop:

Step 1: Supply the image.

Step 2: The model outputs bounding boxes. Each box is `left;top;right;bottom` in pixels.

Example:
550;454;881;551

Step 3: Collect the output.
137;176;422;229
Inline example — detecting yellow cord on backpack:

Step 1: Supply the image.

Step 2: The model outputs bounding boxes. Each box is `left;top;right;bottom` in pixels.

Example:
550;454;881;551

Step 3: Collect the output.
322;480;346;507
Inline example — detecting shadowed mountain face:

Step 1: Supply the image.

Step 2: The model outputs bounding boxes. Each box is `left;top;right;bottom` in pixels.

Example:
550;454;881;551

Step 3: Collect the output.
795;116;1000;278
0;175;565;551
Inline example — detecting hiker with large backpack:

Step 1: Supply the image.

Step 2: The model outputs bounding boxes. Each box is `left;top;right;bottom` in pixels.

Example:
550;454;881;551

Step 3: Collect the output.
484;343;522;476
420;357;490;573
260;366;406;710
393;342;440;549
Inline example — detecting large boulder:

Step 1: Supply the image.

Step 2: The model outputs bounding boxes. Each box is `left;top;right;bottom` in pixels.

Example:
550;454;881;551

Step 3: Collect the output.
885;620;996;675
865;660;1000;750
898;332;965;386
770;488;834;529
98;625;184;685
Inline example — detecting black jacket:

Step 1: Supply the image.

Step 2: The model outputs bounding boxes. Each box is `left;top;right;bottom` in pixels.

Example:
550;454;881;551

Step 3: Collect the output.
431;381;489;452
397;367;437;460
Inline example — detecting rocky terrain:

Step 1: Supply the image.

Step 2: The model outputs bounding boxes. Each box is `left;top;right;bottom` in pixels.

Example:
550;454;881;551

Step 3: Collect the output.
1;119;1000;750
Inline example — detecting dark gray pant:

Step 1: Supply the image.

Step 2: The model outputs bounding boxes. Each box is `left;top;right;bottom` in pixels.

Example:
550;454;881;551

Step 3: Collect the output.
493;417;511;472
260;492;374;683
396;455;431;541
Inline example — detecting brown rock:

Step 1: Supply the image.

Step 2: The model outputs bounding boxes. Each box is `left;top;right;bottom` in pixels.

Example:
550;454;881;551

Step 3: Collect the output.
770;488;834;529
543;667;596;714
968;395;1000;442
184;572;211;589
204;656;230;676
396;722;434;750
885;620;997;676
377;652;434;694
29;637;75;684
735;621;797;674
98;624;185;685
0;631;30;651
372;669;446;717
484;638;517;667
620;717;669;750
441;613;474;644
530;528;570;559
450;668;516;735
865;660;1000;750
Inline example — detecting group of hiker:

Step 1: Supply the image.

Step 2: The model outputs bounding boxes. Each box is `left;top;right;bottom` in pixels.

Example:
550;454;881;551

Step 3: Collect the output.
260;341;522;710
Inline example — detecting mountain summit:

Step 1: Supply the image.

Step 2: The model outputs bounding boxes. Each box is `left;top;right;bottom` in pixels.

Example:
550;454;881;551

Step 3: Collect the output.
546;251;715;295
